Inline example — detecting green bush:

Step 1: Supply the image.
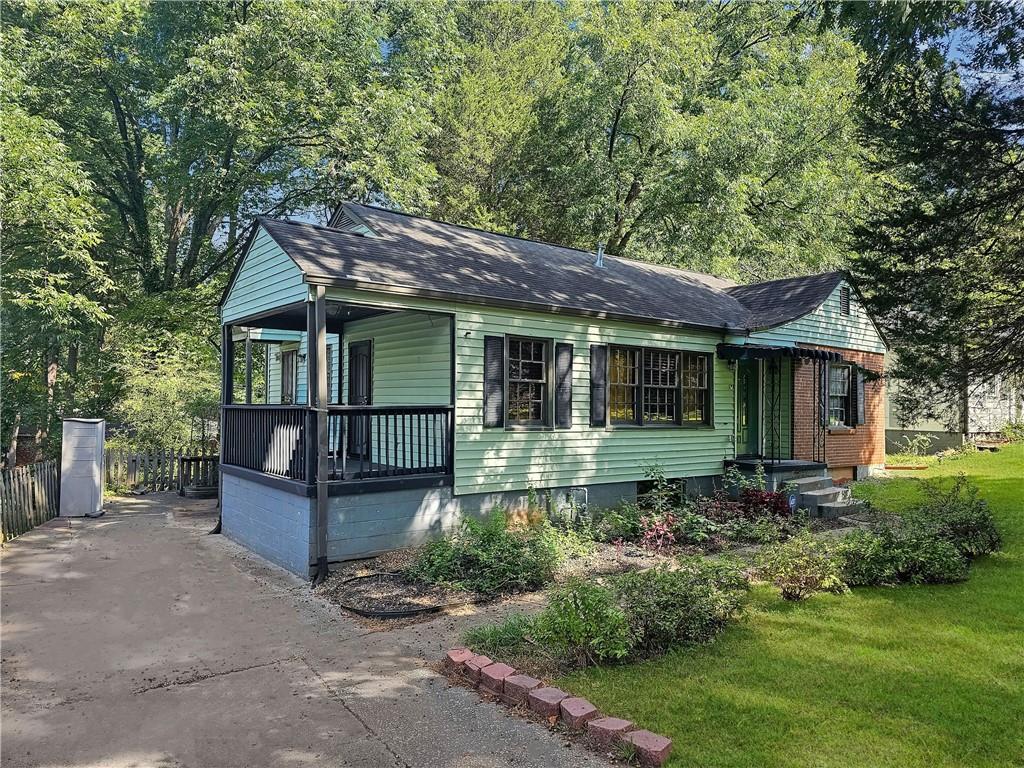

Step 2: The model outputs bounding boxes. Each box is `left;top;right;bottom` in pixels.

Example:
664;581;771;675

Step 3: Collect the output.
911;475;1001;557
407;511;560;596
534;579;632;665
834;529;902;586
614;560;747;654
895;535;969;584
755;532;847;600
835;526;970;587
594;502;643;542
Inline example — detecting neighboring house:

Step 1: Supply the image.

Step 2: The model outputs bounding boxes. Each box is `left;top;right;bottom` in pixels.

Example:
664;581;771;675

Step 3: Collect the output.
218;204;887;577
886;372;1024;453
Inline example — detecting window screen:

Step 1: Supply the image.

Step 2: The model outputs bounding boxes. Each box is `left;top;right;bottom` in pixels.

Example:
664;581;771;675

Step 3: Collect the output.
642;349;680;424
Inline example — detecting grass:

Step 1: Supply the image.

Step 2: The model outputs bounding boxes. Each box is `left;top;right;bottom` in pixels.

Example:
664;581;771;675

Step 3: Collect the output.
555;444;1024;767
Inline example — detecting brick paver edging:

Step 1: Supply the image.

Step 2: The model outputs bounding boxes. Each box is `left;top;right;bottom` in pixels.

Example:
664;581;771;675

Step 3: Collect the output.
444;648;673;767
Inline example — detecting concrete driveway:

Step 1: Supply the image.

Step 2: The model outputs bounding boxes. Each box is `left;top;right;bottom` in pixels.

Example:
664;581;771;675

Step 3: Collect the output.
1;495;605;768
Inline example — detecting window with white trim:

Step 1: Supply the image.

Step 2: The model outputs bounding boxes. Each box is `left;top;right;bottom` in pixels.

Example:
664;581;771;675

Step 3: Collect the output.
828;364;852;426
507;337;549;426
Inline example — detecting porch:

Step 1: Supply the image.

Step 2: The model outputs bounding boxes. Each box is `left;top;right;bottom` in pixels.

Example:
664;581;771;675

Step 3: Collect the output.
219;296;455;497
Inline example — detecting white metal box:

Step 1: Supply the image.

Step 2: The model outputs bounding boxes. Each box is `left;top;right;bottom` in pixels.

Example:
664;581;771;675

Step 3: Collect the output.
60;418;105;517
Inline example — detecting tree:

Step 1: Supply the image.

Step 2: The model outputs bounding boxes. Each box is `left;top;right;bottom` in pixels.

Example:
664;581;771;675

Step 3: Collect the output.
819;1;1024;426
6;0;441;295
427;1;875;281
1;47;110;463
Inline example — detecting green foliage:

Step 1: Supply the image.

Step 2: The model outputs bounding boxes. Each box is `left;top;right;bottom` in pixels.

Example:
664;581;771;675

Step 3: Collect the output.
407;511;560;596
534;579;632;666
614;560;747;655
836;476;994;586
756;532;848;601
594;502;644;543
833;529;902;586
1002;420;1024;443
912;475;1001;558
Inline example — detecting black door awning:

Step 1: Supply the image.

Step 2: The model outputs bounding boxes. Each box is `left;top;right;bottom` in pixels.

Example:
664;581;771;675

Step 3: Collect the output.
716;343;843;362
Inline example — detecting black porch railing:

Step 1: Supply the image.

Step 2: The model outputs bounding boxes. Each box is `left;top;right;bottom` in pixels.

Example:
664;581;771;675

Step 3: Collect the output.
221;404;453;486
222;405;308;480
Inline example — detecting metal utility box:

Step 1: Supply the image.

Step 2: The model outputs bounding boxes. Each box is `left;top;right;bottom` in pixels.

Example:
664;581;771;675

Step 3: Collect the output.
60;418;105;517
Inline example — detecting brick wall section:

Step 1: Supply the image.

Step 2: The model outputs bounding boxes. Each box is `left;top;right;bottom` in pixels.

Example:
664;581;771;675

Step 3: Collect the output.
793;345;885;471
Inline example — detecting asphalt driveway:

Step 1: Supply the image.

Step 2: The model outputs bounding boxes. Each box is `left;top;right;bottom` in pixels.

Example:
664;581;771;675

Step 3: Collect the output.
1;494;604;768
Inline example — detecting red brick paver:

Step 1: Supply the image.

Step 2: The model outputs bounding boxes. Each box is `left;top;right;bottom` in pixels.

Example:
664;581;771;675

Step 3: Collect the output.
622;729;673;767
527;686;568;718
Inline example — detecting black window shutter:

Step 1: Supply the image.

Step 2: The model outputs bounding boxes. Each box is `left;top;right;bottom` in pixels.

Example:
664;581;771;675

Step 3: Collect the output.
555;343;573;428
590;344;607;427
483;336;504;428
856;369;866;425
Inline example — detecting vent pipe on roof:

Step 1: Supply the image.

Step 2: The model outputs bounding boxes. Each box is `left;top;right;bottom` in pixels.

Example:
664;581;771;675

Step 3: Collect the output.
594;241;606;268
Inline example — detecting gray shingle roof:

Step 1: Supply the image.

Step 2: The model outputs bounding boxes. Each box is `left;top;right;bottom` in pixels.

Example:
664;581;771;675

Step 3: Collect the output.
251;204;845;333
726;272;845;330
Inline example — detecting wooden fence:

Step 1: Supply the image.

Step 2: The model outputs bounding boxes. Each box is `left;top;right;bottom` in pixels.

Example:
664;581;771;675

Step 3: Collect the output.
105;447;218;493
1;460;60;542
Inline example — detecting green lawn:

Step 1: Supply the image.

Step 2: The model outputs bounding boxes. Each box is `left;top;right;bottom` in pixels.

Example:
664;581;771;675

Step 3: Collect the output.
557;445;1024;767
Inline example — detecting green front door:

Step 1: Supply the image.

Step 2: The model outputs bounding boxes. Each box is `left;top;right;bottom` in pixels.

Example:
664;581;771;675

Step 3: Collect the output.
736;359;760;456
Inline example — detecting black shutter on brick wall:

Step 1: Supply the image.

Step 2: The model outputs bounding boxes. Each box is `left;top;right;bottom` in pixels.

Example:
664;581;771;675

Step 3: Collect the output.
590;344;607;427
856;369;866;425
483;336;504;428
555;343;573;428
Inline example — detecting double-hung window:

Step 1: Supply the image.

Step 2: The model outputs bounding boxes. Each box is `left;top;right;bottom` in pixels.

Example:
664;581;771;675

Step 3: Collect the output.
680;352;710;424
607;346;711;426
828;364;851;426
507;337;549;426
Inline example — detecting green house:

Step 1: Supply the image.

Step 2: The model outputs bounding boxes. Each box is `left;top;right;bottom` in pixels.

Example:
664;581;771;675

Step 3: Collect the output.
219;204;887;578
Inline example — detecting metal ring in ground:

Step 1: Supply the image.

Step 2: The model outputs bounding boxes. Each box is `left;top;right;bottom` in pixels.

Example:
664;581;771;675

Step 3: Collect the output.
331;572;480;619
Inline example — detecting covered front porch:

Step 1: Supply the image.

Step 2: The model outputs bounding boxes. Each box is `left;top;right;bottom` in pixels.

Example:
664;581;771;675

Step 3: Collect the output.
219;296;455;495
718;343;842;467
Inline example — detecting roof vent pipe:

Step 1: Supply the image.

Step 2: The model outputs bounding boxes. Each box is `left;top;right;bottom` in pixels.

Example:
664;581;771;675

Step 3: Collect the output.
594;241;606;268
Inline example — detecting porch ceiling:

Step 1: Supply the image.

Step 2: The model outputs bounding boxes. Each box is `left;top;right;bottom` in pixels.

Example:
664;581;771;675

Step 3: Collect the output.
227;301;392;334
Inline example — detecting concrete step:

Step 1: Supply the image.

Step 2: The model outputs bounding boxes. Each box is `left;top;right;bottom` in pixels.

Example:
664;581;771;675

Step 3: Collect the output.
785;475;833;494
815;499;866;520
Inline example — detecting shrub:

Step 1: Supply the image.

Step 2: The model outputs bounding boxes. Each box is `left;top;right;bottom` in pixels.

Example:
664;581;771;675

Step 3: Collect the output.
738;487;793;519
534;579;632;665
755;532;847;600
595;502;643;542
834;529;902;586
640;511;677;553
911;475;1001;557
895;535;969;584
673;509;720;544
1002;419;1024;443
407;511;559;596
613;560;747;655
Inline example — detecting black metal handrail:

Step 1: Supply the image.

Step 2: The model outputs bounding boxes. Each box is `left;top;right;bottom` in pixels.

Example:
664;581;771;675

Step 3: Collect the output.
325;405;454;481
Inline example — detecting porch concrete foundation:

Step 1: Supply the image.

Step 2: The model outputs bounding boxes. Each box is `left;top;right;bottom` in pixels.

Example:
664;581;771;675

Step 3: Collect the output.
222;472;729;577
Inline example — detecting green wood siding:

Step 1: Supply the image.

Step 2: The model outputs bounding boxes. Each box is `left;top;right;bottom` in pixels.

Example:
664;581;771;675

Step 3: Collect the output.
455;306;734;495
747;280;886;353
340;312;451;406
221;228;307;324
321;286;736;496
254;329;339;404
